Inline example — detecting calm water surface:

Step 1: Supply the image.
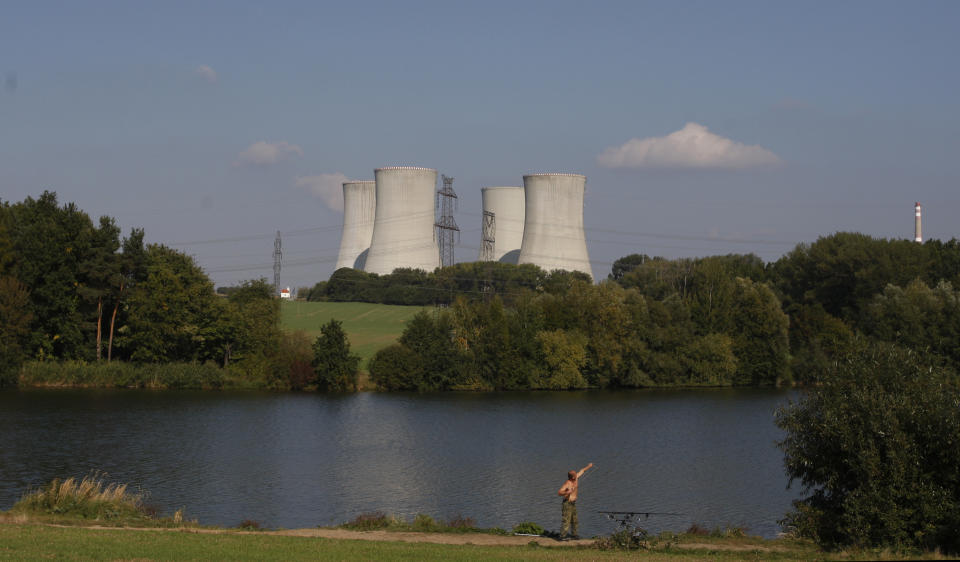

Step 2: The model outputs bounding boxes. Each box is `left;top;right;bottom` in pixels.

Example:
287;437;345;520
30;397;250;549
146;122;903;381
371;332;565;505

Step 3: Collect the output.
0;388;799;538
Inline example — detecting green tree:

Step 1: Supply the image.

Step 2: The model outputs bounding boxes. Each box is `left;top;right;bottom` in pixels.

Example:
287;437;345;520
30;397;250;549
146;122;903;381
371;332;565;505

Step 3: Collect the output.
923;238;960;287
397;310;465;391
728;278;790;385
119;244;225;363
105;228;147;361
679;333;737;385
772;232;927;322
451;297;525;390
225;278;282;365
787;303;856;384
369;343;421;391
863;280;960;369
618;256;696;300
534;329;588;389
541;281;633;387
311;319;360;392
0;276;32;386
324;267;379;302
608;253;648;281
0;210;32;384
776;339;960;552
5;192;97;359
77;216;121;360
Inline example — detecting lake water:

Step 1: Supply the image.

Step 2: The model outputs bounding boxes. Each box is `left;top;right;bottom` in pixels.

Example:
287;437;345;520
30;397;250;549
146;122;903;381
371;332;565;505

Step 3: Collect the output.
0;388;800;538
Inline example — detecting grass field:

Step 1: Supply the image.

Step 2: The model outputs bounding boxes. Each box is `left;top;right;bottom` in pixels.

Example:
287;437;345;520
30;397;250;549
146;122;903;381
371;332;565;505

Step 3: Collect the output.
0;524;817;562
280;301;429;367
2;523;949;561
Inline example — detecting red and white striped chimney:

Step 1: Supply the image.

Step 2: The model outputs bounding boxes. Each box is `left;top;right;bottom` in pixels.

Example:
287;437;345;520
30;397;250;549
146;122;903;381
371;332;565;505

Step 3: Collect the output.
914;202;922;243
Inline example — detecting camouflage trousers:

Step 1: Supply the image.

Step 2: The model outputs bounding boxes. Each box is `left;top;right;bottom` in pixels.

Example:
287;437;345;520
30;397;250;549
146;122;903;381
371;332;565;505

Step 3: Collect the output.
561;499;578;537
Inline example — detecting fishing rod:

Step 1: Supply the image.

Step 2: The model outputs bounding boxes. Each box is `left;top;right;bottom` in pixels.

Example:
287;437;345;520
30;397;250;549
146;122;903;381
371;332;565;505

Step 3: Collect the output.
598;510;686;530
597;510;686;517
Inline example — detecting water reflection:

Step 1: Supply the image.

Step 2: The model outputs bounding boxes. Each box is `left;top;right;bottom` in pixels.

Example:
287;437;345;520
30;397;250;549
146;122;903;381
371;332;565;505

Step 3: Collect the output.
0;388;797;537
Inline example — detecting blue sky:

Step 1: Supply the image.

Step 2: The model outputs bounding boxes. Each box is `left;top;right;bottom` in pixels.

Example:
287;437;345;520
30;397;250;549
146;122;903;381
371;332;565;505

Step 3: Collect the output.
2;0;958;287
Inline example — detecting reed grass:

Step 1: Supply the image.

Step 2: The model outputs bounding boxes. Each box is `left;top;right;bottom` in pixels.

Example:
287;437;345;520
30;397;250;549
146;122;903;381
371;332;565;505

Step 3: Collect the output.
18;360;225;389
9;474;192;527
12;475;147;521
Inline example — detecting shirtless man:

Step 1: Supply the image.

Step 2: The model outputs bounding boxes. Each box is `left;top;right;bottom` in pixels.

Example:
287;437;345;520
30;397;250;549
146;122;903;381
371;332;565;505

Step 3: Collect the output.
557;462;594;539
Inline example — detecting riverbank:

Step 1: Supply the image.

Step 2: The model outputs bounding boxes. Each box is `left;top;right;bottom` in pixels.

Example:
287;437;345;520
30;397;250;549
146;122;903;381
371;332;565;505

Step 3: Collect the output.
0;520;949;561
0;475;944;561
10;359;788;392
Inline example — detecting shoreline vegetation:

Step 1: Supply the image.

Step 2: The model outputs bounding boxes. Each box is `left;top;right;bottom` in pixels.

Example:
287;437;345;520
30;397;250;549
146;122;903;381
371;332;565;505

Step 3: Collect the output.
0;476;949;561
4;192;960;394
11;359;801;392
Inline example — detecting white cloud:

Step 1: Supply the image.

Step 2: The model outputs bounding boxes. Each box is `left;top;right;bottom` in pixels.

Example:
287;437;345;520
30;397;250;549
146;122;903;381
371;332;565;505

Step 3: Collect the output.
234;141;303;167
597;122;781;169
195;64;217;83
294;173;349;212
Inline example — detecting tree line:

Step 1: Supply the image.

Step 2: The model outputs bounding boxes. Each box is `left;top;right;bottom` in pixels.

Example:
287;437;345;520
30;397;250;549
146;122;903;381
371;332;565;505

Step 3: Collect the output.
0;191;350;390
5;192;960;393
298;233;959;390
367;264;789;391
298;261;592;306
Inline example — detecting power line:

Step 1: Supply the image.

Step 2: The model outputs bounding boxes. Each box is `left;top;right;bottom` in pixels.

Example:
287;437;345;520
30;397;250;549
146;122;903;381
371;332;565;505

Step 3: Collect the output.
273;230;282;295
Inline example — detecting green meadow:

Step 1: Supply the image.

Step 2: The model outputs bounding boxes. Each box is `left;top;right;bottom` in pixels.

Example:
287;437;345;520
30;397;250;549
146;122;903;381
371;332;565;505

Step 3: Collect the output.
280;301;429;367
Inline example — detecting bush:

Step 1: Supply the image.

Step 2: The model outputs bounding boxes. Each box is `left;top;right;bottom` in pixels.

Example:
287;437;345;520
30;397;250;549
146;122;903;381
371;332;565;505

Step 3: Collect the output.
776;338;960;553
412;513;440;532
512;521;545;535
18;360;224;389
341;512;395;530
0;364;18;387
446;515;475;529
271;330;313;390
595;528;649;550
368;344;420;391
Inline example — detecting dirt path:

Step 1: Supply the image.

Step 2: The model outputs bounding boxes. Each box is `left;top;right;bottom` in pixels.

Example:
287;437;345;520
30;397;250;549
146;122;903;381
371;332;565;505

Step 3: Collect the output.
276;528;592;547
29;523;590;547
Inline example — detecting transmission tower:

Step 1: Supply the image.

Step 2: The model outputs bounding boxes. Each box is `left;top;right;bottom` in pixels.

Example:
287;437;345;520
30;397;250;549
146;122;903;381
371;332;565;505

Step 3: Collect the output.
479;211;496;299
480;211;496;261
273;230;282;296
435;174;460;268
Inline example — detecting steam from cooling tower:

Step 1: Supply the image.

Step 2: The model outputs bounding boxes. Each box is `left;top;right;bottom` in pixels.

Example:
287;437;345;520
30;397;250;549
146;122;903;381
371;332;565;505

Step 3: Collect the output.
915;202;922;243
479;186;524;264
335;181;376;270
363;167;441;275
517;173;593;280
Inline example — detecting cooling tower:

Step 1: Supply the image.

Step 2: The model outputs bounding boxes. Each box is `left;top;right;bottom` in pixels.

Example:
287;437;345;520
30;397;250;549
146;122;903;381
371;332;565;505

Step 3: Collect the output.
517;173;593;280
335;181;376;270
363;166;441;275
480;186;524;264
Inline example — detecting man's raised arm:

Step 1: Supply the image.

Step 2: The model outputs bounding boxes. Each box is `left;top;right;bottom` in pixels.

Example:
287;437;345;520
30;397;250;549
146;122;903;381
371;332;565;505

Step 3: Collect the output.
577;462;594;478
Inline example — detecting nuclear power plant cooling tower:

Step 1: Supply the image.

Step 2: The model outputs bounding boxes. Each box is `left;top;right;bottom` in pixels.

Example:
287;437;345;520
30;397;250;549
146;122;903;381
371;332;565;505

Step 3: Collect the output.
335;181;376;270
363;166;441;275
480;186;524;264
517;173;592;280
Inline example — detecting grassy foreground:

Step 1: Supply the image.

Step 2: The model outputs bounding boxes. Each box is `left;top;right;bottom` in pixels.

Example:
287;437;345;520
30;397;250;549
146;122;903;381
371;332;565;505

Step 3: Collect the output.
3;523;952;562
1;476;948;561
280;300;429;366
